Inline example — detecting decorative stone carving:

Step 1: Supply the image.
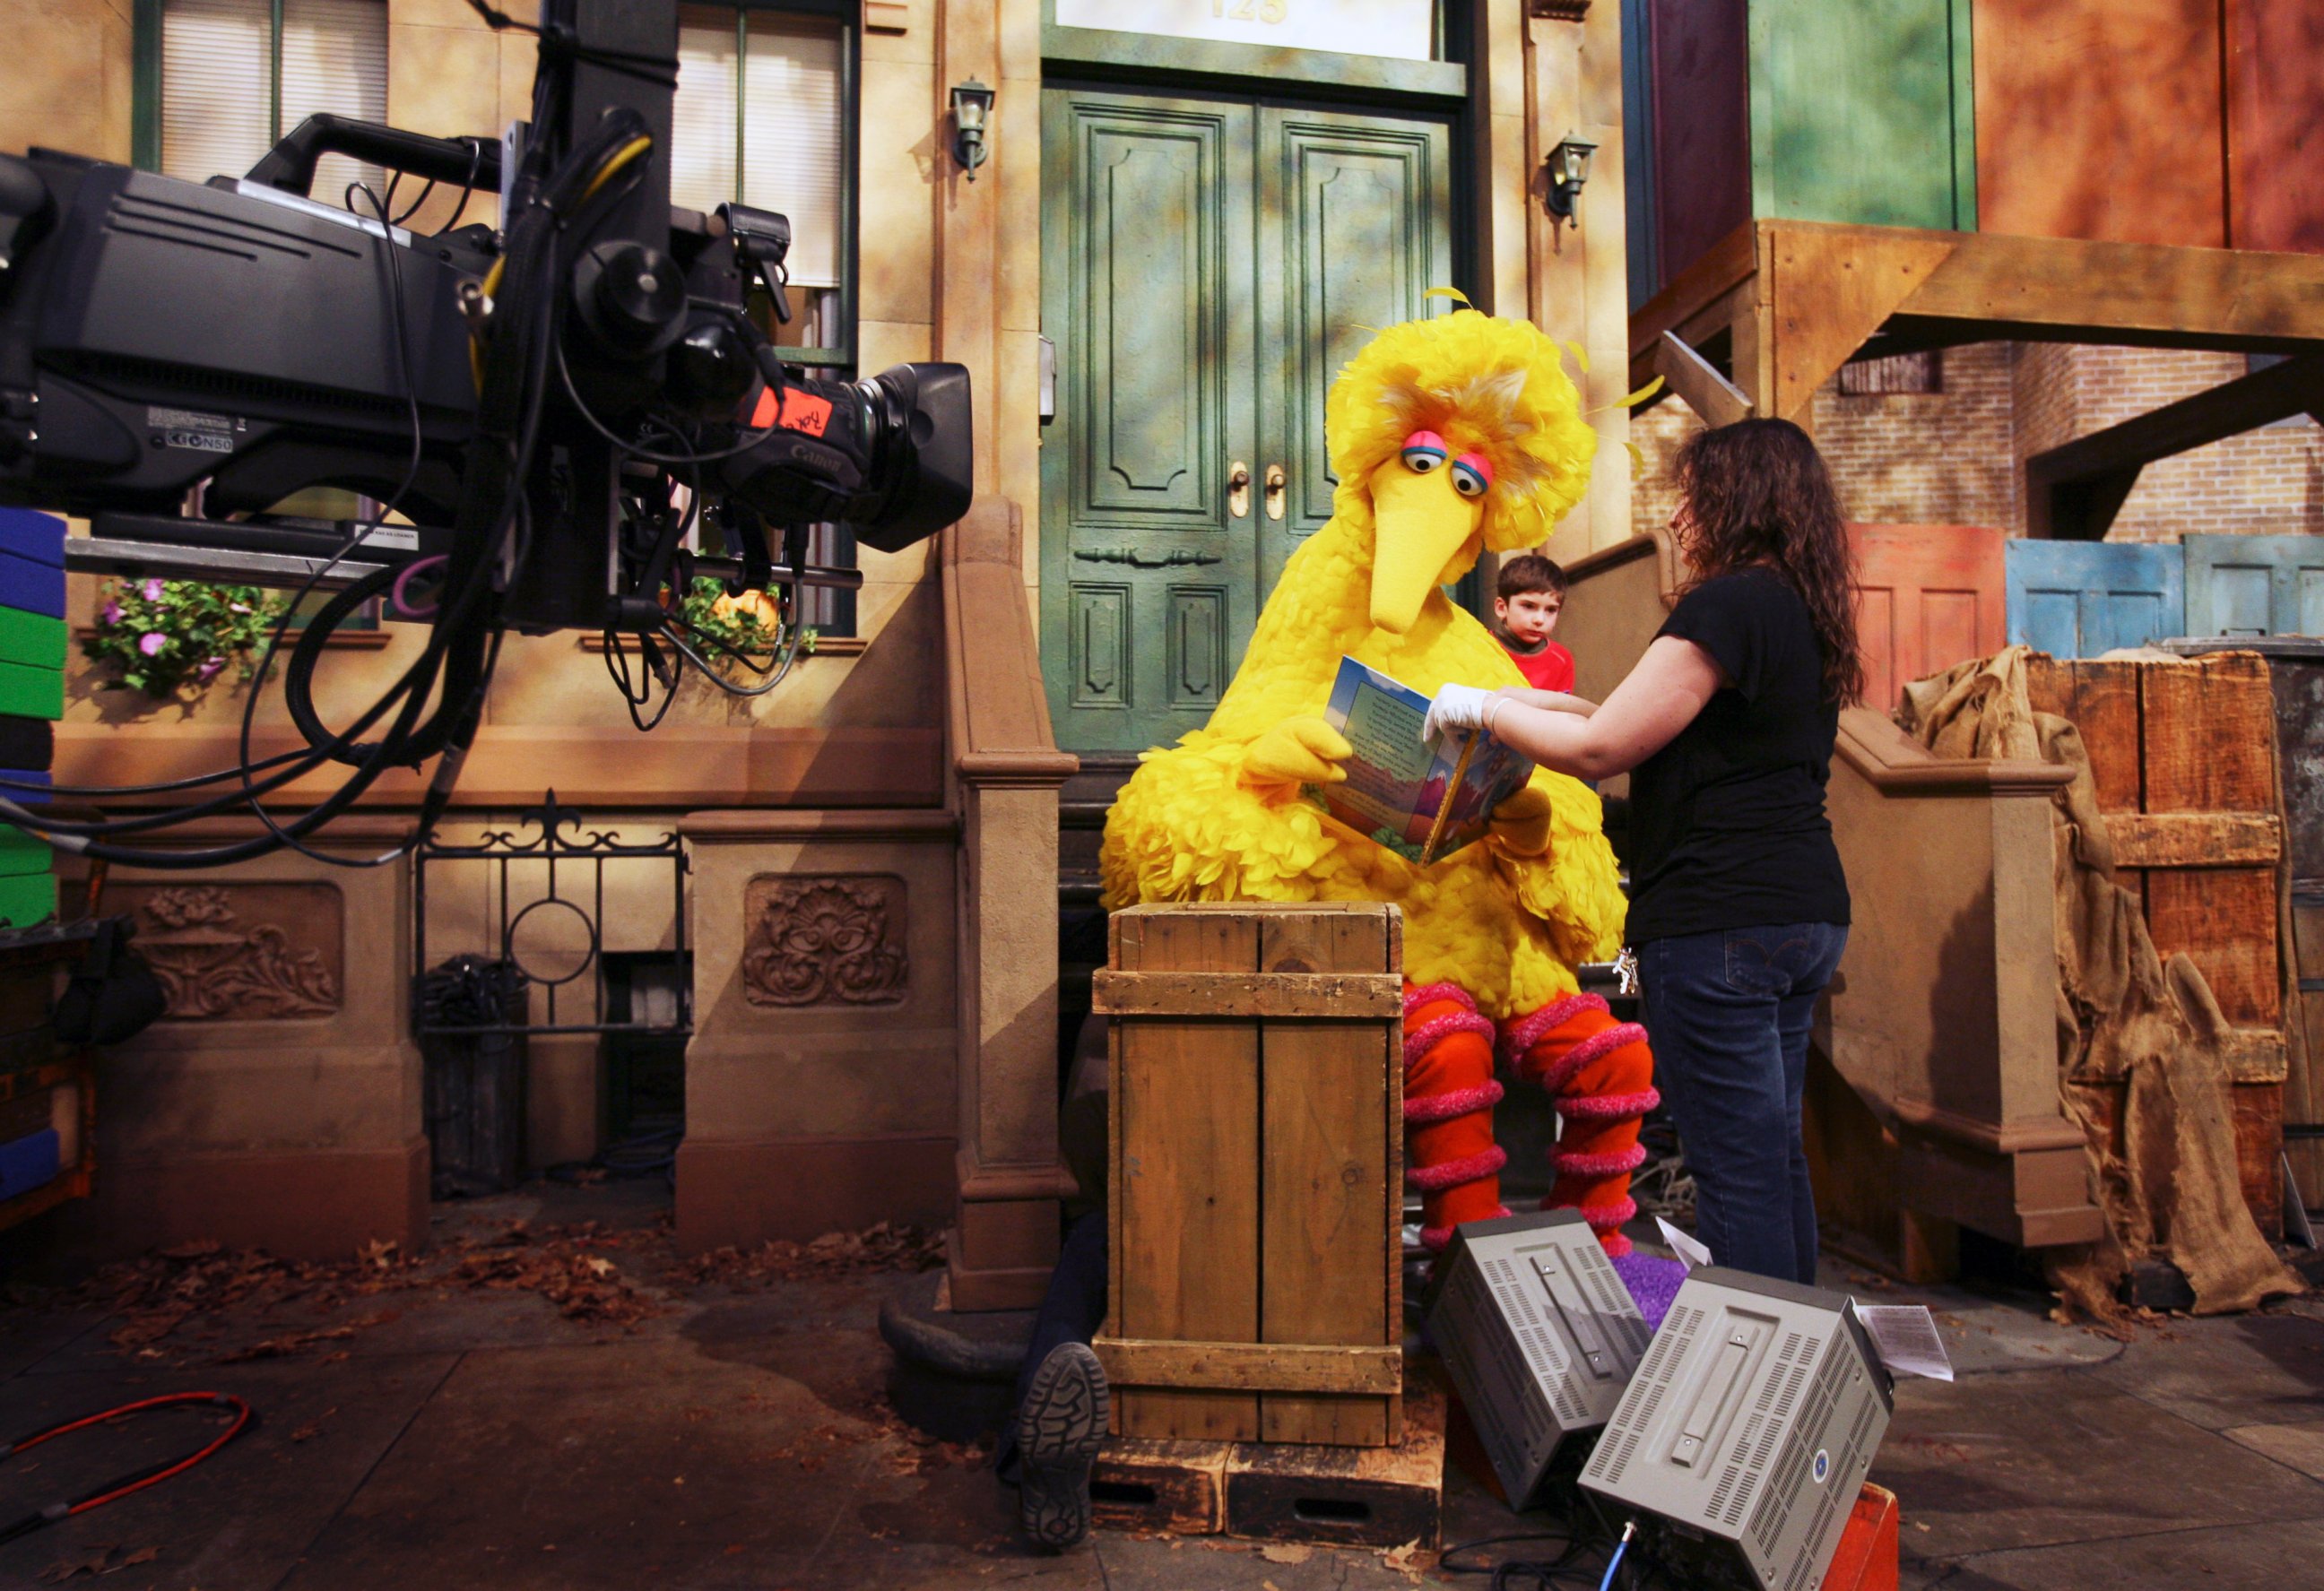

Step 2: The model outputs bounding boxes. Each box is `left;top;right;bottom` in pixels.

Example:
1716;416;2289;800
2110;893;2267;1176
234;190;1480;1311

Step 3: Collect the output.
741;876;908;1007
126;885;343;1020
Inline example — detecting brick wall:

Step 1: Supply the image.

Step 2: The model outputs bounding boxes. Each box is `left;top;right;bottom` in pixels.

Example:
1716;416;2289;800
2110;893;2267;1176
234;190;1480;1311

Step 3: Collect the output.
1810;343;2017;530
1630;343;2324;544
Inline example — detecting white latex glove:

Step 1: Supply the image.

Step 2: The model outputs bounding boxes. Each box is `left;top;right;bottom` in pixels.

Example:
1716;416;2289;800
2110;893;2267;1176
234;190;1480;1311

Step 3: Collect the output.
1421;682;1493;743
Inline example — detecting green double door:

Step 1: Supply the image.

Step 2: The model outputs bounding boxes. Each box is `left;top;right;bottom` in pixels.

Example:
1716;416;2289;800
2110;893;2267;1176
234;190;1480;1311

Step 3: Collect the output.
1040;84;1456;756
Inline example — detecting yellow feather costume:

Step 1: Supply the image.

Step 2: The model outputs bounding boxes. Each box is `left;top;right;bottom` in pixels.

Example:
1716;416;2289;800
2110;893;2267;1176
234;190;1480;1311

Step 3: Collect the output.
1100;310;1629;1021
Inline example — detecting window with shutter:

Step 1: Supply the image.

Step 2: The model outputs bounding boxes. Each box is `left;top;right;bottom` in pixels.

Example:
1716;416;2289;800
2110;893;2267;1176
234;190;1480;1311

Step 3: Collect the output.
152;0;388;204
672;4;853;360
671;5;857;636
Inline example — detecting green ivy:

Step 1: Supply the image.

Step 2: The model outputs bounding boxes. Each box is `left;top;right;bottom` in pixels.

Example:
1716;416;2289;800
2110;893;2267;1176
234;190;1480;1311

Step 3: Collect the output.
672;575;815;675
82;579;289;699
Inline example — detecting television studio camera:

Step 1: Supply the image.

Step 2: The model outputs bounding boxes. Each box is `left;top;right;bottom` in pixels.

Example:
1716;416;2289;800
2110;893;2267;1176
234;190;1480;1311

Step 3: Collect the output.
0;0;970;870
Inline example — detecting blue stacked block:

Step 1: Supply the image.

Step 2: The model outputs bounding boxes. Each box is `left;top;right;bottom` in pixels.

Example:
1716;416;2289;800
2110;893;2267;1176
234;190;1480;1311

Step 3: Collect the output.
0;509;64;929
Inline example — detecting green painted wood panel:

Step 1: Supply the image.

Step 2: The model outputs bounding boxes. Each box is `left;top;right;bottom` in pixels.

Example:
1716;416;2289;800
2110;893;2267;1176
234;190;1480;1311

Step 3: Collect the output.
1255;105;1455;597
0;608;64;671
0;870;56;929
1042;88;1259;755
1041;86;1455;756
0;661;60;722
1744;0;1975;232
2185;533;2324;639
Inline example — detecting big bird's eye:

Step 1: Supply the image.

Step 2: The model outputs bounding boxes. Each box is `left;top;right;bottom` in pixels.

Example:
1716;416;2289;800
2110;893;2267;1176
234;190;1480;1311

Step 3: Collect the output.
1451;454;1493;498
1400;430;1448;473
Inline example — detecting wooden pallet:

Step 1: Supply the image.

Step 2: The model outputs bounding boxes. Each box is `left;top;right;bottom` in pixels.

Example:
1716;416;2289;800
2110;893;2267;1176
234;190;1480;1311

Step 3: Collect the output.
1090;1375;1446;1549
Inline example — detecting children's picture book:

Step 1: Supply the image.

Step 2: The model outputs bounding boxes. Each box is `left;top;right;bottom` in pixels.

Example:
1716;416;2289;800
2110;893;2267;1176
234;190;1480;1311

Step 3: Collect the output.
1306;655;1535;864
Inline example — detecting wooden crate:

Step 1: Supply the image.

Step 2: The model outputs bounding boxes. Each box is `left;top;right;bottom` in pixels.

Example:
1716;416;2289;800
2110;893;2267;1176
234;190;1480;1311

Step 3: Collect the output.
1222;1373;1444;1548
2029;652;2290;1239
1091;1375;1447;1549
1094;902;1404;1447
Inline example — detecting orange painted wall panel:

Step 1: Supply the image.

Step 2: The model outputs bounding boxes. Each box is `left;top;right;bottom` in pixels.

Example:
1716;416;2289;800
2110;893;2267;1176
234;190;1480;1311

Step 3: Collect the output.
1972;0;2225;247
2226;2;2324;254
1851;524;2007;710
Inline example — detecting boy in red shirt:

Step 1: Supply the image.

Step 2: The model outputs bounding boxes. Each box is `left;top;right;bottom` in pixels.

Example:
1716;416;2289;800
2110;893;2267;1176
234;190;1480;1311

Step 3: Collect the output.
1493;553;1577;693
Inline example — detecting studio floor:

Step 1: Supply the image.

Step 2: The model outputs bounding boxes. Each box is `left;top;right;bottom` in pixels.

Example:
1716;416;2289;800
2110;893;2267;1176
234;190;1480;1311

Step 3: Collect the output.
3;1183;2322;1591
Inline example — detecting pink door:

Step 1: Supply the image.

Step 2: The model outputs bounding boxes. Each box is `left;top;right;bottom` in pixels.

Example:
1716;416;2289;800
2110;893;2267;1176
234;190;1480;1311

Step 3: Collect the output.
1851;524;2008;709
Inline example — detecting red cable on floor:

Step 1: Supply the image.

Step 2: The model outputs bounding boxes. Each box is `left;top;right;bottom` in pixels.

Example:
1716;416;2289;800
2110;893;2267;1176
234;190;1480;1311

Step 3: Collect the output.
0;1392;254;1545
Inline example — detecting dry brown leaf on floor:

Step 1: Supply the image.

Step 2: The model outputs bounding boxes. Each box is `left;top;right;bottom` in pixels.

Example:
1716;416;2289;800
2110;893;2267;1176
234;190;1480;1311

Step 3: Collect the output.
288;1407;338;1442
1381;1538;1436;1576
215;1322;362;1362
1257;1543;1312;1564
36;1543;146;1582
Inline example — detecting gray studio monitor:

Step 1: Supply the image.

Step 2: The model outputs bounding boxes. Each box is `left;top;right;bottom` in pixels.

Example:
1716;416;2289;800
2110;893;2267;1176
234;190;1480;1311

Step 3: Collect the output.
1424;1209;1652;1509
1580;1267;1894;1591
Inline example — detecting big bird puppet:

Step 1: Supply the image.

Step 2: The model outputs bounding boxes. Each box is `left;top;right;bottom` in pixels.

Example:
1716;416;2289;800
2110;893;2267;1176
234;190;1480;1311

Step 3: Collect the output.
1101;307;1656;1257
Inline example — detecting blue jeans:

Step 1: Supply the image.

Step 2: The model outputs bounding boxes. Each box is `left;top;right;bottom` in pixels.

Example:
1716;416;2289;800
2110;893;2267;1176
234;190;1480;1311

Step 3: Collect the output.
995;1212;1108;1479
1639;922;1849;1285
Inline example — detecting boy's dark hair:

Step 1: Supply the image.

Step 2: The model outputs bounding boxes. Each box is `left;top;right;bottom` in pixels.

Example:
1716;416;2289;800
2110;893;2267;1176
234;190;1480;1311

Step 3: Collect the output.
1496;553;1567;601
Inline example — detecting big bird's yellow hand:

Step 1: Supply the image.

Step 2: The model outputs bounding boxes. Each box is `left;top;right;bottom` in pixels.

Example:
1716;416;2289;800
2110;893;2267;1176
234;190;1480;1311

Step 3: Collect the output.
1487;782;1555;857
1241;717;1352;794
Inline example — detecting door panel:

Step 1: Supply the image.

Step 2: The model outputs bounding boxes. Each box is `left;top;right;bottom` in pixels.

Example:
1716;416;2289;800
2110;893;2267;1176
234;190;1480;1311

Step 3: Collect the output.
2186;533;2324;638
2005;540;2186;658
1850;523;2007;708
1042;86;1456;755
1255;107;1455;593
1042;89;1257;753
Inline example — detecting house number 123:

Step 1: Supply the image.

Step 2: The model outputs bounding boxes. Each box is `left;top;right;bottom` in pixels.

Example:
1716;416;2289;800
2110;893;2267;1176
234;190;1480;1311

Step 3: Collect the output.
1213;0;1291;22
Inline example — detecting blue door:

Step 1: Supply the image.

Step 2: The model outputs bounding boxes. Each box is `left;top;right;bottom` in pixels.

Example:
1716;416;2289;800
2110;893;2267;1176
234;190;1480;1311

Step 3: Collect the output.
2185;533;2324;637
2005;540;2186;658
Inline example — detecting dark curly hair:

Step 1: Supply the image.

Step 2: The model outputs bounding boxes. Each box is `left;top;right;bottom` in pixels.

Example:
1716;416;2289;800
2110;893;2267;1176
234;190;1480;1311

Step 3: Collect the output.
1670;419;1865;705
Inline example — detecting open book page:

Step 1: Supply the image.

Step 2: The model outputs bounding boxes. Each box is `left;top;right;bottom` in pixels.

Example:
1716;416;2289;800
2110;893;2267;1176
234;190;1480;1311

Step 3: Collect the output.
1305;656;1534;864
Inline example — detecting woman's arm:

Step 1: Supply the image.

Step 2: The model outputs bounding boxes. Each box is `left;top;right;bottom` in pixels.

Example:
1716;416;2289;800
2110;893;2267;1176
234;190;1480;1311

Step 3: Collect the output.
1474;636;1725;780
1495;687;1599;717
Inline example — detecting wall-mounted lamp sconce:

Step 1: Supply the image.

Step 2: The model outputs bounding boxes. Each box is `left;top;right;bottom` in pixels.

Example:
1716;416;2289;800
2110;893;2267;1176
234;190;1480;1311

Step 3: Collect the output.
950;79;996;181
1544;134;1597;220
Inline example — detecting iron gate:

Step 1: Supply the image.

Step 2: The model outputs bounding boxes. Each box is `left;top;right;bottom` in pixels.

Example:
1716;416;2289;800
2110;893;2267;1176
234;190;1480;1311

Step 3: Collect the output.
412;792;691;1039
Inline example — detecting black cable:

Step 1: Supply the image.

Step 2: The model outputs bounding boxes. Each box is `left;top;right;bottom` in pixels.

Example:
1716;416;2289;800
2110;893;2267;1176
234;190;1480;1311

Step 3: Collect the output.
233;178;438;869
384;170;437;228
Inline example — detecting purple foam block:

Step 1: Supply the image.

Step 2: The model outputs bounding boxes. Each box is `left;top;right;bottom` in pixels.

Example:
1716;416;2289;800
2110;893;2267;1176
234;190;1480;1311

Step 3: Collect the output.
1613;1250;1688;1333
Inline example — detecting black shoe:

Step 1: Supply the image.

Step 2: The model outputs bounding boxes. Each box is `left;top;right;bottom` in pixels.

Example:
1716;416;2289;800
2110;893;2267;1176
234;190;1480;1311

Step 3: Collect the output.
1015;1342;1109;1550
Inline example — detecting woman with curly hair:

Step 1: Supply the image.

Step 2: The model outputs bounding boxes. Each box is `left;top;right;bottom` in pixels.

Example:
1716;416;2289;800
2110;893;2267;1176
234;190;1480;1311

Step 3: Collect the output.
1426;417;1862;1284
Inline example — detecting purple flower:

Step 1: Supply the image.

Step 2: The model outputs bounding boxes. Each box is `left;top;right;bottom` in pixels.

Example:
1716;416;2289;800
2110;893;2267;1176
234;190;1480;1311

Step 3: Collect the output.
141;578;164;601
138;632;166;657
100;600;122;626
194;655;225;683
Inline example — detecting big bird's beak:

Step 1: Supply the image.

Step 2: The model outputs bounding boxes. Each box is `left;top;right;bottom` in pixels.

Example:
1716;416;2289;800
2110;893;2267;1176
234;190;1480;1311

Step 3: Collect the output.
1366;458;1485;635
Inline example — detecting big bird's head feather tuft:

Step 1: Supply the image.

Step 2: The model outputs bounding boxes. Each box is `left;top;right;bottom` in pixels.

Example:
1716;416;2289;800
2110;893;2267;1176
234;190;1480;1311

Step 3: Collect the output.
1323;308;1596;552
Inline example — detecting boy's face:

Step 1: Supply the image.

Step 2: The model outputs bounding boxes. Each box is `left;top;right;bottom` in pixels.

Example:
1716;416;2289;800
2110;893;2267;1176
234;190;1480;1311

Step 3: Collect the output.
1496;589;1563;645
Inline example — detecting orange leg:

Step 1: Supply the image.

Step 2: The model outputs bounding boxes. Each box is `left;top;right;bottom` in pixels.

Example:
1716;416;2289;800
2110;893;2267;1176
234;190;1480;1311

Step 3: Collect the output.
1502;995;1658;1258
1402;981;1508;1250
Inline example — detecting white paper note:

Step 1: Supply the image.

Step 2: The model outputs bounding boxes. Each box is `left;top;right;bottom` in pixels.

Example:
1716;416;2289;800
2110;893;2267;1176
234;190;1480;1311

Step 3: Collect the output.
1851;1303;1955;1381
1654;1217;1713;1270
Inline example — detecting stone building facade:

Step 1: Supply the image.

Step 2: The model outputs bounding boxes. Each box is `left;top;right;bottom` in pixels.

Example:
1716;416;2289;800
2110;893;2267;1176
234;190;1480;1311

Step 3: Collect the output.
0;0;1632;1309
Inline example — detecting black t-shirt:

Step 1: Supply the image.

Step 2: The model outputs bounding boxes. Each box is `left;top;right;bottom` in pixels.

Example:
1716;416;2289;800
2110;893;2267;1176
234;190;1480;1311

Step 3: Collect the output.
1624;567;1851;943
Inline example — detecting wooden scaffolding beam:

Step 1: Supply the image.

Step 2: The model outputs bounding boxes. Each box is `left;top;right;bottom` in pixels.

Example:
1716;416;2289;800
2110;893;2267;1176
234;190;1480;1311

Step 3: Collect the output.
1630;220;2324;426
2026;351;2324;540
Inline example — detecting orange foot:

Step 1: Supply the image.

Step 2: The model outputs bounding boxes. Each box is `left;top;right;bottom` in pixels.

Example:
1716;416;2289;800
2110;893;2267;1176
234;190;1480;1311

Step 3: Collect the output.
1502;994;1658;1258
